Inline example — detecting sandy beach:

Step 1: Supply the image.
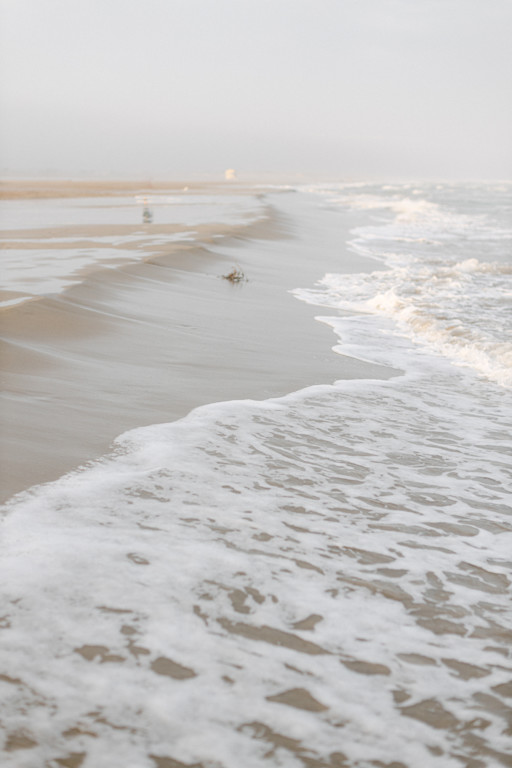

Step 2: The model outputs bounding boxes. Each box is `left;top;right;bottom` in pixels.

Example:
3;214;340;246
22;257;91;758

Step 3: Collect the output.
0;181;394;501
2;0;511;761
1;180;511;768
0;179;212;199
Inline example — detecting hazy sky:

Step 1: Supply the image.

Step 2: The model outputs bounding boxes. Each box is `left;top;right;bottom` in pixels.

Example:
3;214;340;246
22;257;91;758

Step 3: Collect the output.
1;0;511;179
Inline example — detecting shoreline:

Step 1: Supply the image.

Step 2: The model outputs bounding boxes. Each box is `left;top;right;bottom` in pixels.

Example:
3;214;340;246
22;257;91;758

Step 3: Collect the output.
0;185;397;502
2;182;509;767
0;178;220;200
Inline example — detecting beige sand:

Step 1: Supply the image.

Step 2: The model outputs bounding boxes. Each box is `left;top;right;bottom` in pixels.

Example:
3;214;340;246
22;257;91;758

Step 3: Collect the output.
0;183;397;502
0;178;214;200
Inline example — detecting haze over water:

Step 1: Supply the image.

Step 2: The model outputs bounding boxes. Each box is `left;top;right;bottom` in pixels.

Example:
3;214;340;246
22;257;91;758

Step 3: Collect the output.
1;1;511;767
1;0;511;180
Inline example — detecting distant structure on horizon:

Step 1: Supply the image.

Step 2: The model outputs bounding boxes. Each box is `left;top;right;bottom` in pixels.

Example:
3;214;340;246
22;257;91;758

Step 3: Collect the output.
224;169;237;181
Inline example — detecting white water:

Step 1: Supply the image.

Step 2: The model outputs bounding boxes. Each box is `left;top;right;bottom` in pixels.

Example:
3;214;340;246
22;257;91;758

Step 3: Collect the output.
1;183;511;768
298;182;512;387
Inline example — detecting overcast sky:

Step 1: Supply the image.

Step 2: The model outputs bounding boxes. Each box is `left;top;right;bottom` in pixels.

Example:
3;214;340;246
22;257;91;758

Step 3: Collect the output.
1;0;510;179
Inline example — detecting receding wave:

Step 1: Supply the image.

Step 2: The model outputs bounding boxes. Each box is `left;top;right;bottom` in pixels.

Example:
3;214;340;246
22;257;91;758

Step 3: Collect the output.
1;362;511;767
298;183;512;387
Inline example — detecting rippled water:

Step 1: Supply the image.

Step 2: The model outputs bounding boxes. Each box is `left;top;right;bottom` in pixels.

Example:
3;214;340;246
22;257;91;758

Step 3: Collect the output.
1;183;511;768
299;182;512;386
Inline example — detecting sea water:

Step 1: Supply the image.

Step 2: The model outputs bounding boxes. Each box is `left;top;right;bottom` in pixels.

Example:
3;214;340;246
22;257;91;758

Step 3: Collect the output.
0;192;265;306
0;193;264;231
1;183;511;767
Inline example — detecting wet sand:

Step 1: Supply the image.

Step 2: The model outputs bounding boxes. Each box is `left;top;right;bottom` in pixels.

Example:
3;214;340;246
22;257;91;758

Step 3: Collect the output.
2;182;510;768
0;178;213;199
0;183;396;501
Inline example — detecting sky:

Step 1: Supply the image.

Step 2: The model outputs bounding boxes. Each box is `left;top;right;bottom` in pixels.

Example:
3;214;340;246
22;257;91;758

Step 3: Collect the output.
1;0;511;180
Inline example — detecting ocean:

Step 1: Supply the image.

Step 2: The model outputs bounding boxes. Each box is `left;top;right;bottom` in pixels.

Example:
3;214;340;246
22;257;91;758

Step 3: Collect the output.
0;191;266;308
1;181;511;767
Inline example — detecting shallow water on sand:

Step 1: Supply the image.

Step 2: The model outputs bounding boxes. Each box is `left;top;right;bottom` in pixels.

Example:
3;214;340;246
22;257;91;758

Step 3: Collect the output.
0;193;264;231
0;191;265;307
1;353;511;768
0;183;511;768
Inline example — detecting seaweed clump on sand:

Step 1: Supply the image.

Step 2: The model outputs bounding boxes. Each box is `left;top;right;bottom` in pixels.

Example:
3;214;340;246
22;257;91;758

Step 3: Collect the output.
222;266;246;283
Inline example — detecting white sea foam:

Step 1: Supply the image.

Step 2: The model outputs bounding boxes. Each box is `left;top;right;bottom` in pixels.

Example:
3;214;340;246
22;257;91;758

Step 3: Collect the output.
1;350;511;767
298;182;512;387
1;183;511;767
